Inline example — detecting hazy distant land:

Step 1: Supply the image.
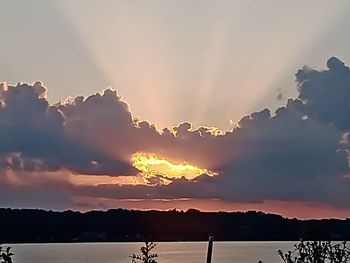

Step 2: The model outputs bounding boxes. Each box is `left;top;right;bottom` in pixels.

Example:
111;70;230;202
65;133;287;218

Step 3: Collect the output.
1;208;349;243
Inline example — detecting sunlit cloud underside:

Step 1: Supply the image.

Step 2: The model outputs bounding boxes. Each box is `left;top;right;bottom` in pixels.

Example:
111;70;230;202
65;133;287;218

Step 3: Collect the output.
131;152;216;184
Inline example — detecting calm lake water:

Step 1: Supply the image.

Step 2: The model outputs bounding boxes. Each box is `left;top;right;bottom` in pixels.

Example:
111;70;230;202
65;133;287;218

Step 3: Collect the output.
8;242;295;263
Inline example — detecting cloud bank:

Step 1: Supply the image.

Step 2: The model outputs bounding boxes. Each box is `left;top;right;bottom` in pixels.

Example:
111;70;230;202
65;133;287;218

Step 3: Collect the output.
0;82;137;176
1;57;350;213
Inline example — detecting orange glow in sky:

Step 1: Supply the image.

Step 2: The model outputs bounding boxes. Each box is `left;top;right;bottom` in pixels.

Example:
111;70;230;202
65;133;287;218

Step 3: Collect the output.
131;152;216;183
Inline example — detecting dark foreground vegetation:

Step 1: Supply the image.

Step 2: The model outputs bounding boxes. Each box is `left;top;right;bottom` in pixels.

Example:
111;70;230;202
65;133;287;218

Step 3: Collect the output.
2;240;350;263
128;240;350;263
128;241;159;263
278;241;350;263
1;208;350;243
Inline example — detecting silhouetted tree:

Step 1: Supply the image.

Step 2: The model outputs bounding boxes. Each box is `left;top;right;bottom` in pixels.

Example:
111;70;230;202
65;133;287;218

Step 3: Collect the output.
278;240;350;263
0;245;13;263
128;241;158;263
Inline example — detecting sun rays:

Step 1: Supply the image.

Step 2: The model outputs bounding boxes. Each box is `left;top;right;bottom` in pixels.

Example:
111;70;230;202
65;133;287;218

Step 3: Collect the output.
55;1;345;132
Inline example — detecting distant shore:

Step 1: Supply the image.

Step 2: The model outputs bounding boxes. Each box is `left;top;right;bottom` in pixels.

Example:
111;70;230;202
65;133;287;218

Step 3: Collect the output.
1;208;349;243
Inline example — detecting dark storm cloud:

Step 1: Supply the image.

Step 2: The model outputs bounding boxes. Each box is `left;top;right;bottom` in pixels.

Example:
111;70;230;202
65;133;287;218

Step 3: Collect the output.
2;57;350;209
296;57;350;130
71;57;350;208
0;82;136;176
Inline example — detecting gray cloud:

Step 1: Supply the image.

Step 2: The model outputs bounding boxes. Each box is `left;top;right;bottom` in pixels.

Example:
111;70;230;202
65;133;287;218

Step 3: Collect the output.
296;57;350;130
2;57;350;209
69;57;350;208
0;82;137;176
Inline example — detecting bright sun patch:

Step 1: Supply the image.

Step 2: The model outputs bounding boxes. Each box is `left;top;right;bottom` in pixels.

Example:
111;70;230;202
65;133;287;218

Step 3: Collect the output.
131;152;215;183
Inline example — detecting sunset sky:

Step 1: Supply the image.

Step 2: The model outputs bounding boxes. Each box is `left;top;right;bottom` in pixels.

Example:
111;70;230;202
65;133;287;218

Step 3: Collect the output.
1;0;350;219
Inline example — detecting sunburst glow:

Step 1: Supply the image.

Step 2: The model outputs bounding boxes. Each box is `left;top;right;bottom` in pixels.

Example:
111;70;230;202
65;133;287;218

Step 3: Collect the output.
131;152;215;182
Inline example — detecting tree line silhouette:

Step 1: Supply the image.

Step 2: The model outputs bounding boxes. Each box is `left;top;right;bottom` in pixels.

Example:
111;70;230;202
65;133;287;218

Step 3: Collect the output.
1;208;350;243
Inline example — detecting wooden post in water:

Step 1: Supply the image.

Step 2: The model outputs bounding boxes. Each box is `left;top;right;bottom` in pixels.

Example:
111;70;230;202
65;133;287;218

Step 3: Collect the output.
206;235;214;263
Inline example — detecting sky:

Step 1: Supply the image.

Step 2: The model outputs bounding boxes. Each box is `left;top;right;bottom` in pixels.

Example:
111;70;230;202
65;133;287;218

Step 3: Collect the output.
1;0;350;219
